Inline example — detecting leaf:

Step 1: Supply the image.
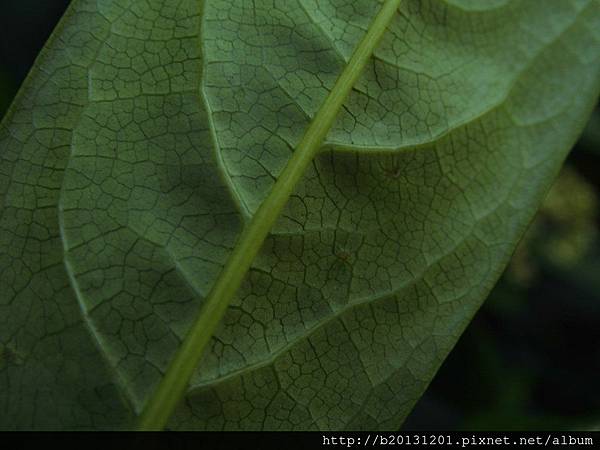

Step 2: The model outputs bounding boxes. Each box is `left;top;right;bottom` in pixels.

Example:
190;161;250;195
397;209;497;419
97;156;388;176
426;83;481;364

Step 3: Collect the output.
0;0;598;431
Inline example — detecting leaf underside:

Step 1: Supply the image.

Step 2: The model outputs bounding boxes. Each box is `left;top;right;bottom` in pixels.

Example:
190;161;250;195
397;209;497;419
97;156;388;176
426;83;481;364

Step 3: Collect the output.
0;0;598;430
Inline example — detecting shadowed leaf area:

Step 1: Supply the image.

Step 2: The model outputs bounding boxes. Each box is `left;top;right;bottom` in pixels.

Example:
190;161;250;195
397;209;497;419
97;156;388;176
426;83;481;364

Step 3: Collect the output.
0;0;598;430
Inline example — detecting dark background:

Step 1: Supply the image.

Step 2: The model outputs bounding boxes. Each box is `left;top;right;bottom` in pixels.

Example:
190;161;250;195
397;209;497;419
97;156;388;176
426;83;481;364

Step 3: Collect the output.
1;0;599;431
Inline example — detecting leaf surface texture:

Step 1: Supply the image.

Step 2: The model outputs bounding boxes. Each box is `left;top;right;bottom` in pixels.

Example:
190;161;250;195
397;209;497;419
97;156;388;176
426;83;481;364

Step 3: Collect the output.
0;0;598;430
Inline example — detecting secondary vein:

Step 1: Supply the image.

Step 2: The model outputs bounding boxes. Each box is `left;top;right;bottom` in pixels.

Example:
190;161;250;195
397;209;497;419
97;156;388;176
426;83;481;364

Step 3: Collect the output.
137;0;403;431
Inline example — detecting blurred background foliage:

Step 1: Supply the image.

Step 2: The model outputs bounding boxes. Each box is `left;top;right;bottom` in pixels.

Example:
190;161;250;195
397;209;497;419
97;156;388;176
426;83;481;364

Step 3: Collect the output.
1;0;598;431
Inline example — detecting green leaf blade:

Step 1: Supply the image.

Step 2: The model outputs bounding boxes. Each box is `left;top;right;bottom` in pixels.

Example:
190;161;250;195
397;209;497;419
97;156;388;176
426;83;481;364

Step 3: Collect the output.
1;0;598;430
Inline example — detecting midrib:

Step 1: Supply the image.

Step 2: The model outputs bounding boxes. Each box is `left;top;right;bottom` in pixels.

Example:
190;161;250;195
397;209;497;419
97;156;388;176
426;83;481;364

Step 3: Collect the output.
137;0;403;431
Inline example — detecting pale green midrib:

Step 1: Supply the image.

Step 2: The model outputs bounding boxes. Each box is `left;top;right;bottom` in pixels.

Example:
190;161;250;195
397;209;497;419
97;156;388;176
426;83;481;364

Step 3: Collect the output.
136;0;403;431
